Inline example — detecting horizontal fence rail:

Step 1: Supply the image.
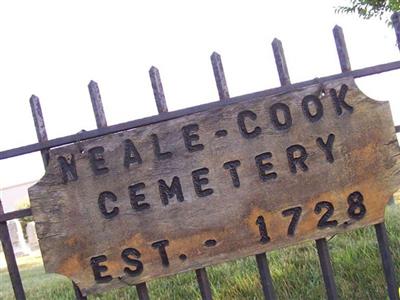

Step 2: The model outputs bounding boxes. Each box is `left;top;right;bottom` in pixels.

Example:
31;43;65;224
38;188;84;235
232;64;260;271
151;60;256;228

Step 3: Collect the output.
1;13;400;300
1;60;400;161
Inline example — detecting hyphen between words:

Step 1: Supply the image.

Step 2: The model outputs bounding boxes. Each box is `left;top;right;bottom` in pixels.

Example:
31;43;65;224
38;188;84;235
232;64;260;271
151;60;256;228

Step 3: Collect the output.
57;84;351;219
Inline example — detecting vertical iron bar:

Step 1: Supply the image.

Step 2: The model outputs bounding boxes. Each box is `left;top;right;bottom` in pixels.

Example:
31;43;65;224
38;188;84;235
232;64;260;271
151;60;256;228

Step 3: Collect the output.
0;200;26;300
255;253;276;299
333;26;351;72
253;39;297;300
316;239;338;300
29;95;49;167
211;52;230;100
373;15;400;299
30;95;88;300
375;223;399;300
149;66;168;113
333;25;399;299
72;282;87;300
327;25;351;299
88;80;108;128
211;52;276;299
88;81;150;300
136;282;150;300
273;37;338;299
392;12;400;50
298;28;357;299
196;268;213;300
149;66;212;299
271;38;290;86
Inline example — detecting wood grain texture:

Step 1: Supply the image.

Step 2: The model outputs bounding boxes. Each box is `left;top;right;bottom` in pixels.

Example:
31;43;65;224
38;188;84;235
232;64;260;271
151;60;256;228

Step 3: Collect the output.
28;77;400;295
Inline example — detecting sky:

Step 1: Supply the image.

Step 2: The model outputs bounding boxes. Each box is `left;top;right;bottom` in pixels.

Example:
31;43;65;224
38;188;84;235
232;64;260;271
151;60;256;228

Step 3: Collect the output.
0;0;399;189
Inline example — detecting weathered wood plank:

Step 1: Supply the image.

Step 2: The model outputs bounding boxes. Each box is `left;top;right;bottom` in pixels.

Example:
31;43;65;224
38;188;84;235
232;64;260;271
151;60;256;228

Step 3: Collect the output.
28;77;400;295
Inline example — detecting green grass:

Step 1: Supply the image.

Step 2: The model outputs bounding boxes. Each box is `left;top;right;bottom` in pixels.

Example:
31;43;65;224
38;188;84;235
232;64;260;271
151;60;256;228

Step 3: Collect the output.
1;204;399;300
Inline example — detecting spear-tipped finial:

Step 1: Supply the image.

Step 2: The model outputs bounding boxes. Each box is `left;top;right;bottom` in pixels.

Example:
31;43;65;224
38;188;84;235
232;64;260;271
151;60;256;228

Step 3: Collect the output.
392;12;400;50
29;94;49;166
210;51;230;100
149;66;168;113
333;25;351;72
271;38;290;86
88;80;107;128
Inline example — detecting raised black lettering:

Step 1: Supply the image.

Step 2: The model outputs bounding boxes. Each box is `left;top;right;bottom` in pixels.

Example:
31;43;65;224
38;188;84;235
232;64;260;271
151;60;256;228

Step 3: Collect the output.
330;84;353;115
158;176;184;205
286;144;308;173
270;103;292;130
98;191;119;219
90;255;112;283
314;201;338;228
282;206;302;236
256;216;270;244
215;129;228;138
128;183;150;211
151;134;172;160
204;239;217;247
151;240;170;267
192;168;213;197
88;146;109;175
255;152;277;181
182;124;204;152
121;248;143;277
347;191;366;220
302;95;323;122
223;160;241;188
237;110;261;138
124;139;142;168
58;155;78;183
316;134;335;163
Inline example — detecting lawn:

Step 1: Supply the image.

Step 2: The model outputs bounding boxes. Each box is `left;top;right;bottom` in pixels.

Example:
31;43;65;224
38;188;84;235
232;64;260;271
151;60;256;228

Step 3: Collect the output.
1;204;399;300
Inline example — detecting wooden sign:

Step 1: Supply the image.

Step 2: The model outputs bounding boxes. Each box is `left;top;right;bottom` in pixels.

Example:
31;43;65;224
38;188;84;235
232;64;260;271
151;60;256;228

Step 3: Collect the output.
28;77;400;295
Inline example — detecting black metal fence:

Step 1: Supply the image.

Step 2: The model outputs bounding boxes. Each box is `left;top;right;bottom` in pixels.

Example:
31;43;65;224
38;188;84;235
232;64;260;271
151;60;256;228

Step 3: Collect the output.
1;13;400;300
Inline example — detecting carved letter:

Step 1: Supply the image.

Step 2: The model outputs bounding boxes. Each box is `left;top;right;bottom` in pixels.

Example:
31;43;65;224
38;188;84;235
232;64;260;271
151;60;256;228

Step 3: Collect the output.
330;84;353;115
121;248;143;277
237;110;261;138
255;152;277;181
182;124;204;152
98;191;119;219
58;155;78;184
151;240;170;267
270;103;292;130
90;255;112;283
128;183;150;211
151;134;172;160
192;168;214;197
302;95;323;123
316;134;335;163
158;176;184;205
223;160;241;188
124;139;142;168
286;144;308;173
88;146;109;175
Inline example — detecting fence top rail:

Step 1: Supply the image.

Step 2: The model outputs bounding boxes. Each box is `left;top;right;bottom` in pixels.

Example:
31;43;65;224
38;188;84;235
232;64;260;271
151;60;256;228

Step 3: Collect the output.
1;60;399;161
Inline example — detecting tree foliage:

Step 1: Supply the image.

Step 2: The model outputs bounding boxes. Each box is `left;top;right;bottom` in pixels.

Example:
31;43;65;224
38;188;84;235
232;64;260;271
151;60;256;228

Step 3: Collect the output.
335;0;400;25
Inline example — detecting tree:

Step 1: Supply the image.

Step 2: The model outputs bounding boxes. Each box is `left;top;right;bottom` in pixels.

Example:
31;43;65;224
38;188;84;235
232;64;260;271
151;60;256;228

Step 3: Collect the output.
335;0;400;25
